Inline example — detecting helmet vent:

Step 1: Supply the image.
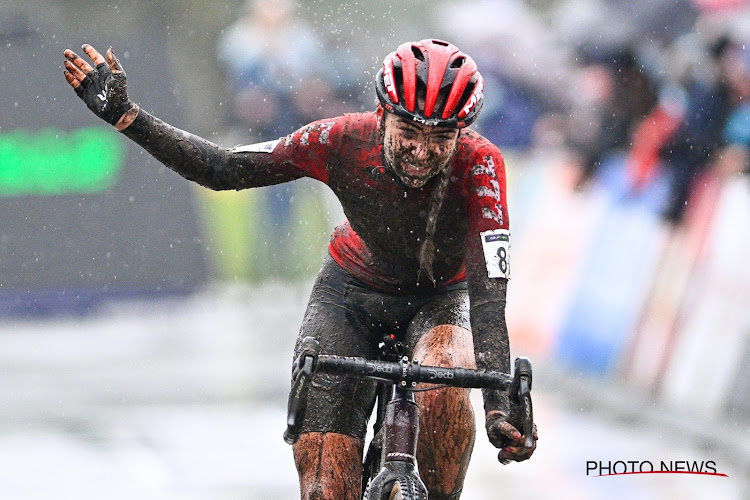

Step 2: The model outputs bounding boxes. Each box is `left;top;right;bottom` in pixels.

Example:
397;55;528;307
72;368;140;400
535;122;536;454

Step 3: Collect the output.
431;39;449;46
450;56;465;68
411;46;425;61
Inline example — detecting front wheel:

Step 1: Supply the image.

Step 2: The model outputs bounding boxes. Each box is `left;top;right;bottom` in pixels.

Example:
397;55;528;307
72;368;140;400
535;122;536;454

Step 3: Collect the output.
386;475;427;500
364;462;427;500
388;481;403;500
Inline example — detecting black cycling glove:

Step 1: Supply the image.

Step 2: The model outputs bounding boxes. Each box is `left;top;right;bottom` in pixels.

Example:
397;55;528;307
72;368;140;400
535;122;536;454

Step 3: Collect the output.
74;50;133;126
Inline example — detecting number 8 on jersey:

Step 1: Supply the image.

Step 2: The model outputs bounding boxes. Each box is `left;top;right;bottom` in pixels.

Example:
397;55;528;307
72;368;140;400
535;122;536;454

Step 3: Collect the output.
480;229;511;279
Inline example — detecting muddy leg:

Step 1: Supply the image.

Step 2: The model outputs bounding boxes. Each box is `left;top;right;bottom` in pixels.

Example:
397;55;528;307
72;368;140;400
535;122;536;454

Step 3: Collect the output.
411;325;476;499
293;432;364;500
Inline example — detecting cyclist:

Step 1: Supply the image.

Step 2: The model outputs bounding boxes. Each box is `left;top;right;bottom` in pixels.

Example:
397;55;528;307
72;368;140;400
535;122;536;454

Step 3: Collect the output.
63;38;538;499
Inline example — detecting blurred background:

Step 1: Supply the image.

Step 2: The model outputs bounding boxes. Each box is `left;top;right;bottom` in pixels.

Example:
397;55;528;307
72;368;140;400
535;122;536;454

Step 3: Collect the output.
1;0;749;498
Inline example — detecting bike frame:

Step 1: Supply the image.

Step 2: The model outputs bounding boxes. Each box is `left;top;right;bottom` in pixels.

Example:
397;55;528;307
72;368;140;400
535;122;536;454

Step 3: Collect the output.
361;338;425;498
284;336;533;500
362;381;427;499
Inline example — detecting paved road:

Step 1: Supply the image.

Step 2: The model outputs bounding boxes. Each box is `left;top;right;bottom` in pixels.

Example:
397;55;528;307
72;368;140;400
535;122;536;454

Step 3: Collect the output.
0;284;747;499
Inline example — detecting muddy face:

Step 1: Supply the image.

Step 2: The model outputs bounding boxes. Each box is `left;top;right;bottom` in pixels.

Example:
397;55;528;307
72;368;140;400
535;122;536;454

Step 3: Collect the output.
382;113;459;188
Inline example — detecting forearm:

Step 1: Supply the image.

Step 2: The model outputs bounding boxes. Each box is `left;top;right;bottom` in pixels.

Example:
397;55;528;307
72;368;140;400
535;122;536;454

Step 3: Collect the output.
120;109;239;190
121;109;289;190
469;277;511;416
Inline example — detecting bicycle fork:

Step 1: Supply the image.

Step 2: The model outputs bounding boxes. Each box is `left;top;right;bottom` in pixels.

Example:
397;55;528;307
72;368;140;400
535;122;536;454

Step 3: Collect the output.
384;385;419;464
365;385;428;499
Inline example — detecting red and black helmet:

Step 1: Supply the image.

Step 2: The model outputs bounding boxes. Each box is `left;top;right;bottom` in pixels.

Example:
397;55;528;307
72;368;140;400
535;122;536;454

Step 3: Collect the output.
375;39;484;128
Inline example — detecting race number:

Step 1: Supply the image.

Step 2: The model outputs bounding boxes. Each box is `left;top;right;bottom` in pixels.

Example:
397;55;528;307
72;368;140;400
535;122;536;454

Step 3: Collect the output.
232;138;280;154
480;229;511;279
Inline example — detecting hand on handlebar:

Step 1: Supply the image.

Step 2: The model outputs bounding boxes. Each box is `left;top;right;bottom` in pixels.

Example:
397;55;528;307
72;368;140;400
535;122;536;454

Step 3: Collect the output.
486;409;538;464
486;356;537;464
63;44;137;129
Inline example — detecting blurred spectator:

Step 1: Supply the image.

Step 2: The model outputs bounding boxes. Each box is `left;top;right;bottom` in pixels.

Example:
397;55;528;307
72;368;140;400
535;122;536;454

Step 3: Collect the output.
218;0;320;137
216;0;357;277
435;0;575;153
654;33;743;223
714;41;750;176
475;65;552;152
565;46;660;187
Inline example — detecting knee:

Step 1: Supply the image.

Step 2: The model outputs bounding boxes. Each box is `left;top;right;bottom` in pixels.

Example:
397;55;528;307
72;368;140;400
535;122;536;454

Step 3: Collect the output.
412;325;476;370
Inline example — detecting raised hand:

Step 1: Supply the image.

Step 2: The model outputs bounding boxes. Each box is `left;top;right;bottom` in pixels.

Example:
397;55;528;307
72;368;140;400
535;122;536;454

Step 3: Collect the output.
63;44;138;130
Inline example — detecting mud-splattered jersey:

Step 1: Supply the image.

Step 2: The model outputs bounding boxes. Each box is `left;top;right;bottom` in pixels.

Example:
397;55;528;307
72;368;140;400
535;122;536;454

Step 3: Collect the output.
122;108;513;413
257;112;509;293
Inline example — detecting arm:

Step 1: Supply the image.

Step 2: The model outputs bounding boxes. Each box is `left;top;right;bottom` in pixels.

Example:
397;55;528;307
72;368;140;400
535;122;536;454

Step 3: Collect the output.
466;256;511;414
62;44;309;190
120;110;302;190
464;146;537;462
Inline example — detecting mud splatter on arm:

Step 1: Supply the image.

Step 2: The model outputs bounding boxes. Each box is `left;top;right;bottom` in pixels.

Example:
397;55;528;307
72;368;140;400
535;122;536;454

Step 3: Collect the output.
467;257;512;416
464;145;512;416
122;110;305;190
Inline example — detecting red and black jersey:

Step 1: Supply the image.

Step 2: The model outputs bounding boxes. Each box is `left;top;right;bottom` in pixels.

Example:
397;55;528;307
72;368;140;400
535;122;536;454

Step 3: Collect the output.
122;107;514;414
263;112;509;293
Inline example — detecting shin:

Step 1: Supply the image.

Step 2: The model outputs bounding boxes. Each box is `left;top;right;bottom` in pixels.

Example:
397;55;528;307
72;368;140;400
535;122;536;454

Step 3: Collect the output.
293;432;363;500
411;325;476;498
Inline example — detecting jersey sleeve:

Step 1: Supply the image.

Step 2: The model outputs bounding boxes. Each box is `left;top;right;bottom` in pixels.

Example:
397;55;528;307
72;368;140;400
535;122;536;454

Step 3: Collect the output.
219;116;342;188
464;144;510;279
463;143;513;417
121;110;342;190
257;117;343;184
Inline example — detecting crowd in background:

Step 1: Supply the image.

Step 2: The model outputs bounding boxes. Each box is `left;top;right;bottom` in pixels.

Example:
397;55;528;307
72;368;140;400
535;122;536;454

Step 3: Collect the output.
215;0;750;239
446;0;750;224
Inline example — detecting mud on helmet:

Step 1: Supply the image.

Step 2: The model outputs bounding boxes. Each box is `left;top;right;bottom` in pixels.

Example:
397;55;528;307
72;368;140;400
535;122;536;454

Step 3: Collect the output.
376;39;484;129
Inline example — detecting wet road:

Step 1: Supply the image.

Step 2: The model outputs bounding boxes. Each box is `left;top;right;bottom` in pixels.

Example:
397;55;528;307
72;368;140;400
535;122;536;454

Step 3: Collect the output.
0;284;747;499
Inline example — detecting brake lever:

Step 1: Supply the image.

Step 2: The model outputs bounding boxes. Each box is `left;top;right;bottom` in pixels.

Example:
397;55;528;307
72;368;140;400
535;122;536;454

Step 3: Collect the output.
512;357;534;448
283;337;320;445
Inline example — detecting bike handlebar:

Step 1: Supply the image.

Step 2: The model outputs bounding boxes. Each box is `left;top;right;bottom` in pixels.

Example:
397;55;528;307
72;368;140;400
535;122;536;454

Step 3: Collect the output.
315;355;513;389
284;336;534;446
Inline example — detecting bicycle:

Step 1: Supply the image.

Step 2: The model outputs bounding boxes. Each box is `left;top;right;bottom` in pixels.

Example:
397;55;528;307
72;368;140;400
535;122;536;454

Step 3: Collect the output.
284;335;534;500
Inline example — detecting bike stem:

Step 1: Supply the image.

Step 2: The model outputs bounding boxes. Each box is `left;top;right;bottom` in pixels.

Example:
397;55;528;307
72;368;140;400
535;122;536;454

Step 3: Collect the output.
383;384;419;465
